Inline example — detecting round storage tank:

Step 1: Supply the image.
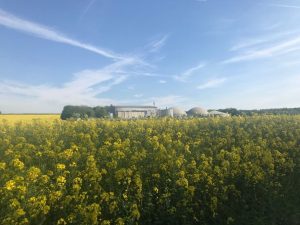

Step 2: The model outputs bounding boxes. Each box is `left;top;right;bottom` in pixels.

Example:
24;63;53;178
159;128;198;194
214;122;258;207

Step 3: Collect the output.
187;107;208;116
209;110;230;117
170;107;187;117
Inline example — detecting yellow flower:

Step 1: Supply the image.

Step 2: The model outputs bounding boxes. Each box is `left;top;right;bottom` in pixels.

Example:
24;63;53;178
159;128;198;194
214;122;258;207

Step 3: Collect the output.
16;208;26;216
130;203;140;220
40;175;50;184
69;162;77;167
12;158;25;170
56;176;66;187
122;193;128;201
27;167;41;181
0;162;6;170
63;148;73;159
5;180;16;191
56;163;66;170
18;185;27;194
115;218;125;225
57;218;67;225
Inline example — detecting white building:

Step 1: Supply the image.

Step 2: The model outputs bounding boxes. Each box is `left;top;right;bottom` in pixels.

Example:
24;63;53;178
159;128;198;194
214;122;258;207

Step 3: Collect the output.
112;106;157;119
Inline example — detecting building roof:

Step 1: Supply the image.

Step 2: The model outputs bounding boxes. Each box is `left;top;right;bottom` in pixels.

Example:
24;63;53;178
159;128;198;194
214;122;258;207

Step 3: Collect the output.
187;107;208;115
170;107;187;116
114;105;157;109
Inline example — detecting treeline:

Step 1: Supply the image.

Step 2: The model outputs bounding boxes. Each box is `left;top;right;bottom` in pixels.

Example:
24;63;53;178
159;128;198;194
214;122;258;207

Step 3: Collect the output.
218;107;300;116
61;105;112;120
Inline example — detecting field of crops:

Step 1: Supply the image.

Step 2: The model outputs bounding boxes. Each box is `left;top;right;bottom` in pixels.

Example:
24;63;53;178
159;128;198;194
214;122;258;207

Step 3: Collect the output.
0;114;60;123
0;116;300;225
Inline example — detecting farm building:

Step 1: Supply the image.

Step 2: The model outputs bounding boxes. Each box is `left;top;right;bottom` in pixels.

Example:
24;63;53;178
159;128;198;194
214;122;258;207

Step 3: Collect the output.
112;106;157;119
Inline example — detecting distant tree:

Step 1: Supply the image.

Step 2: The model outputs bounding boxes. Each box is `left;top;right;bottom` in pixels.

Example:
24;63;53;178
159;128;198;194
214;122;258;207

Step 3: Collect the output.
217;107;300;116
93;106;110;118
61;105;95;120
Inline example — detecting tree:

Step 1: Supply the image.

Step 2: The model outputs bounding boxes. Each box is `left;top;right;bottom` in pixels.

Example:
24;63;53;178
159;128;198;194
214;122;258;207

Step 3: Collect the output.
93;106;110;118
61;105;95;120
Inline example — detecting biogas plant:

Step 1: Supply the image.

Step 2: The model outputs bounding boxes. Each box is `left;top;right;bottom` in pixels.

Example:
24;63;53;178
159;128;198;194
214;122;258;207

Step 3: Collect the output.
111;105;229;119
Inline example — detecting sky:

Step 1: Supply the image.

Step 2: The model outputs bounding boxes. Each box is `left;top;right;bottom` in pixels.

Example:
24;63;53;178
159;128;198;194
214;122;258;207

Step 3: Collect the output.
1;0;300;113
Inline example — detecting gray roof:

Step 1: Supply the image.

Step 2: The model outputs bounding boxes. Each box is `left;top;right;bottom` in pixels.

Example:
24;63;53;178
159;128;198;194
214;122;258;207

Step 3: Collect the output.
170;107;187;116
114;105;157;109
187;107;208;115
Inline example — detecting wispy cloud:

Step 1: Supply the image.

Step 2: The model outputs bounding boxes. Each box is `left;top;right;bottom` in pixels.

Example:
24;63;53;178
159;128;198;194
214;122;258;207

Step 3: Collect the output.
229;30;298;52
81;0;98;18
267;3;300;10
0;60;137;113
133;94;143;98
223;34;300;64
175;62;206;82
197;78;226;90
146;95;187;107
149;35;169;53
0;8;124;60
159;80;166;84
230;39;267;52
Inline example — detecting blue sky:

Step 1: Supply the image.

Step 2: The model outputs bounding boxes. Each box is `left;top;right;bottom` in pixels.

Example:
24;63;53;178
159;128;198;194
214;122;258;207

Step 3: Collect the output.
1;0;300;113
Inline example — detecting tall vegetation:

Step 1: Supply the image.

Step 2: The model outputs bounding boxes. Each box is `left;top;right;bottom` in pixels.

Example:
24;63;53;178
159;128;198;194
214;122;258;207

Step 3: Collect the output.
0;116;300;225
61;105;110;120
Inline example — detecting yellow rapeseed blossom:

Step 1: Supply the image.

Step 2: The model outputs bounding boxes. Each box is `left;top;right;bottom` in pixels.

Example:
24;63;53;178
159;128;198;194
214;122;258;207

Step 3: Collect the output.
69;162;77;167
16;208;26;216
40;175;50;184
12;158;25;170
56;176;66;187
56;163;66;170
63;148;73;159
27;166;41;181
57;218;67;225
0;162;6;170
115;218;125;225
5;180;16;191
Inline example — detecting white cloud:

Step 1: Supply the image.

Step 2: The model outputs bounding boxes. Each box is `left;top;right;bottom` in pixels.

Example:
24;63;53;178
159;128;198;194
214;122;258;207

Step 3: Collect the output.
0;60;137;113
159;80;166;84
0;8;125;60
149;35;169;53
267;3;300;10
80;0;98;18
133;94;143;98
223;35;300;64
230;39;267;52
175;62;206;82
197;78;226;90
229;30;298;52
